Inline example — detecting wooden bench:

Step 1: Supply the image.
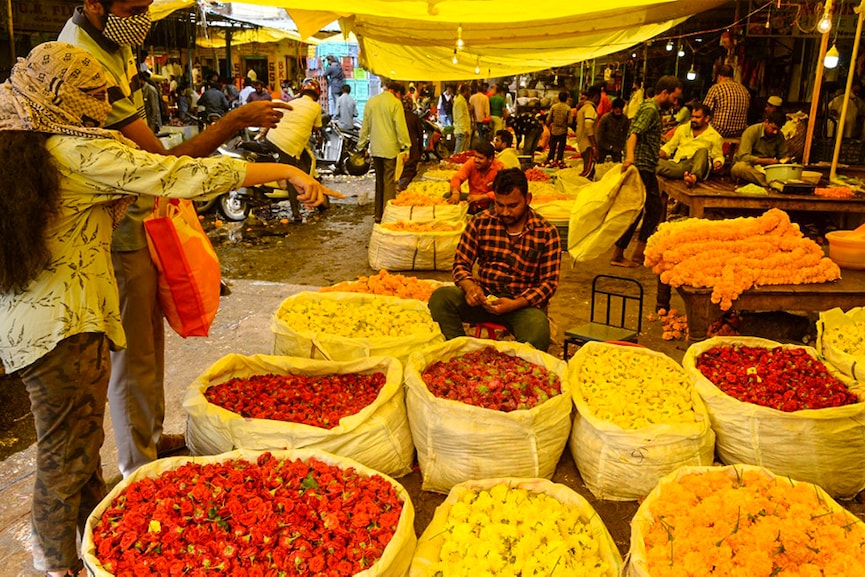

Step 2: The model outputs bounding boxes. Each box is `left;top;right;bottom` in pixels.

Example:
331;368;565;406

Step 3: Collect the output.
676;269;865;340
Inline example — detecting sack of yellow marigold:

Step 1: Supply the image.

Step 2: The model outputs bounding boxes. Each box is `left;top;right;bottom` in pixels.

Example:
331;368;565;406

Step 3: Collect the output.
817;306;865;382
683;336;865;498
404;338;571;493
82;448;416;577
529;181;576;222
271;291;443;365
182;354;414;477
368;221;464;271
410;478;623;577
568;342;715;501
627;464;865;577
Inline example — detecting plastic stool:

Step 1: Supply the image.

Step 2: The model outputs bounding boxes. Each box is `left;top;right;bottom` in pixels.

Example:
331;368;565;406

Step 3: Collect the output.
473;322;509;340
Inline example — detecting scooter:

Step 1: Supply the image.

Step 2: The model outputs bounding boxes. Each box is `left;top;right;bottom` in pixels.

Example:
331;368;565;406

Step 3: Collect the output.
310;114;370;176
419;111;451;161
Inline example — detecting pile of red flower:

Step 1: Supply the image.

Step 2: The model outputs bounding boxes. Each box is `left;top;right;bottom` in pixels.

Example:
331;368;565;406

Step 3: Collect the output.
524;167;550;181
695;345;859;412
204;372;386;429
92;453;404;576
447;151;474;165
421;346;561;411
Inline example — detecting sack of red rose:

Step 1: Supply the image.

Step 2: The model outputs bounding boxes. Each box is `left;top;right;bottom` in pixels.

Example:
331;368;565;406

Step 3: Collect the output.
569;342;715;501
144;198;220;337
683;336;865;498
368;221;463;271
81;448;417;577
817;306;865;382
410;477;623;576
183;354;414;477
405;338;571;493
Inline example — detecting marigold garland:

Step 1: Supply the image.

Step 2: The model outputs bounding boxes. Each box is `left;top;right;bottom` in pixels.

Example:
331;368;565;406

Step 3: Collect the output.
644;209;840;310
320;270;437;301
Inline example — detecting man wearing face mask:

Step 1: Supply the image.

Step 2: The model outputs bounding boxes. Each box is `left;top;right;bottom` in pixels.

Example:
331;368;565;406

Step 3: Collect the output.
59;0;292;480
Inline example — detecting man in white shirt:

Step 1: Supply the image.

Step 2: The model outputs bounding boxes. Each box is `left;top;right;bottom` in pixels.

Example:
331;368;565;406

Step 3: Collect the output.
494;130;521;169
265;79;324;221
575;86;600;177
334;84;358;131
238;77;255;105
469;84;491;143
657;104;724;187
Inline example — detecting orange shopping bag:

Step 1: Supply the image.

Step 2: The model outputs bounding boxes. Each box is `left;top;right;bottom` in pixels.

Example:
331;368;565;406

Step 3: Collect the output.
144;198;221;337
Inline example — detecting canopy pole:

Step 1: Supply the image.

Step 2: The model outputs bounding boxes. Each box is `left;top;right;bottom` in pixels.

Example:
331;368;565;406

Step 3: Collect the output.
6;0;14;62
830;0;865;182
803;0;834;165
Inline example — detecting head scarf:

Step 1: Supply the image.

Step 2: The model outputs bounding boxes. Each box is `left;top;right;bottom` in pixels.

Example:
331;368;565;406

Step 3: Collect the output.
0;42;120;140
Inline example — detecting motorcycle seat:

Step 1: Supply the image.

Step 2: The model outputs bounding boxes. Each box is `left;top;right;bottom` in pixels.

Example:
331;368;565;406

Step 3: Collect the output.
238;140;276;154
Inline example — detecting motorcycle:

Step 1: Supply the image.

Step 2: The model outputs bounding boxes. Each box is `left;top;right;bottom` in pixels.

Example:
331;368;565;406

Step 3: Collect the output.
418;110;451;161
310;114;370;176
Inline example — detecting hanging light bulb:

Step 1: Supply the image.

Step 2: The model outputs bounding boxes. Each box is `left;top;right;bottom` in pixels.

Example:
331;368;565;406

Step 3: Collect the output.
666;40;674;52
456;24;464;49
475;57;480;75
817;10;833;34
631;52;637;58
824;44;840;69
686;65;697;81
765;11;771;29
677;45;685;58
452;49;458;65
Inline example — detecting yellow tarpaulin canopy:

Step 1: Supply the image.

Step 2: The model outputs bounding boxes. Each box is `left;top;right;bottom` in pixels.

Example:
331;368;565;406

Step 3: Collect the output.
196;27;319;48
151;0;197;21
154;0;727;80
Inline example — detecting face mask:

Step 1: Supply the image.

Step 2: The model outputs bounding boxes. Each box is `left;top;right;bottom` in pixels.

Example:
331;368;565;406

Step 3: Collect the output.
102;10;152;47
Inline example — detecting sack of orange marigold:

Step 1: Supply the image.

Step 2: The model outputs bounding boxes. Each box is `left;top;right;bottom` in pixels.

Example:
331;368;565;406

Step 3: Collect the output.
182;354;414;477
404;338;571;493
568;342;715;501
683;336;865;498
82;448;416;577
409;478;623;576
817;306;865;382
627;464;865;577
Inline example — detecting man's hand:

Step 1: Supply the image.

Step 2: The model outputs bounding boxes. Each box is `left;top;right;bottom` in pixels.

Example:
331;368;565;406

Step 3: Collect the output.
446;188;461;204
285;171;345;207
229;101;291;129
482;296;520;315
658;149;668;160
621;157;634;171
713;160;723;172
462;282;486;307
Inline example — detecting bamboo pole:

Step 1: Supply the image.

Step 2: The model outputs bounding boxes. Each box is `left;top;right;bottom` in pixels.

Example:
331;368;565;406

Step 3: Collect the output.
830;0;865;182
6;0;14;62
803;0;833;165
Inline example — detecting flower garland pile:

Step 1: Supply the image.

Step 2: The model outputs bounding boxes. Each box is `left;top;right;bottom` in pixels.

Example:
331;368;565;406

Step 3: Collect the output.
205;371;386;428
576;346;696;429
642;468;865;576
320;270;437;301
430;485;611;576
92;454;403;576
276;297;438;338
422;346;561;411
644;209;840;310
695;345;858;411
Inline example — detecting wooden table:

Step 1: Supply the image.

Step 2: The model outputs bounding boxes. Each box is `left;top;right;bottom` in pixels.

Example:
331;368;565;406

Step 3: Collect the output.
676;269;865;340
659;177;865;219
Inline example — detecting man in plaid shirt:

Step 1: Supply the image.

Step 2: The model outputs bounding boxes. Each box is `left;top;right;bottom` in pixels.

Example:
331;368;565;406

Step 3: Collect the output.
429;168;562;351
703;64;750;138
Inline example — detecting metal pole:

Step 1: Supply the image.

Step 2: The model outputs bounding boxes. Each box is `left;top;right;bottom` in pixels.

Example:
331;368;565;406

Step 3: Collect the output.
642;44;648;84
6;0;15;62
803;0;834;165
830;0;865;182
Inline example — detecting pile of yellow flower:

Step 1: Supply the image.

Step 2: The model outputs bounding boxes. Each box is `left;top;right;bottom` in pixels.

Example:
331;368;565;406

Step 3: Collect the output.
823;320;865;357
430;485;612;576
423;169;459;181
276;296;439;338
641;467;865;576
320;270;437;302
644;209;840;310
380;221;461;233
391;181;468;207
576;346;696;429
528;181;566;203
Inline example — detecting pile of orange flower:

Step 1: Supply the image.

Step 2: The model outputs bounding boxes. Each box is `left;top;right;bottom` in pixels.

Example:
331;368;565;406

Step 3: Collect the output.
645;209;840;310
524;167;550;181
647;308;689;341
641;468;865;576
380;221;461;233
391;182;451;206
320;270;438;301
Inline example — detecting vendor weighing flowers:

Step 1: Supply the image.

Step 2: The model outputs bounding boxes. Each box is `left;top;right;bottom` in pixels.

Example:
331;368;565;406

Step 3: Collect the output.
430;168;562;351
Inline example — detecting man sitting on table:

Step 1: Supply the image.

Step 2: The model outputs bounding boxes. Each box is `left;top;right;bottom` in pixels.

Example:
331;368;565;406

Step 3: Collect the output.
446;141;505;213
494;129;521;169
429;168;562;351
657;104;724;187
730;110;789;187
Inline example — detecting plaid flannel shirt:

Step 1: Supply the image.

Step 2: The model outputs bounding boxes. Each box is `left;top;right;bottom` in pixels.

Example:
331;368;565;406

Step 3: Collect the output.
703;80;750;138
630;99;662;171
452;208;562;308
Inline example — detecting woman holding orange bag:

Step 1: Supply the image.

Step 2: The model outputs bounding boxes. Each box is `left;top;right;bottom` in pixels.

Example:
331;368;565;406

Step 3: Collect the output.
0;42;342;577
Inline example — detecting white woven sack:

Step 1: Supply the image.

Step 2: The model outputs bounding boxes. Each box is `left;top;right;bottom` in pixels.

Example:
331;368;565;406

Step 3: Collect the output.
627;464;865;577
271;292;444;364
817;306;865;382
82;448;417;577
410;477;623;577
683;336;865;498
568;164;646;262
182;354;414;477
404;337;571;494
381;201;468;225
568;342;715;501
368;223;463;271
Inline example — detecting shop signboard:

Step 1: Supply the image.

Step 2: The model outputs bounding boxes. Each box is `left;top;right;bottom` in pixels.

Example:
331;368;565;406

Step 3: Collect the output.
11;1;76;33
